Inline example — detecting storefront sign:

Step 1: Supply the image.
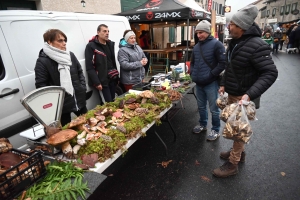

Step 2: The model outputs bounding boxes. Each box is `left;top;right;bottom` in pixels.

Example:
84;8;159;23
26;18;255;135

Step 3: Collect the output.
126;15;141;21
224;6;231;13
154;12;181;19
191;10;204;18
267;18;277;23
207;0;212;11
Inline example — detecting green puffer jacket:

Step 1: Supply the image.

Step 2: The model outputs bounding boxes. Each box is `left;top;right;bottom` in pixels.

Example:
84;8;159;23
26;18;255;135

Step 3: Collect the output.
262;35;273;45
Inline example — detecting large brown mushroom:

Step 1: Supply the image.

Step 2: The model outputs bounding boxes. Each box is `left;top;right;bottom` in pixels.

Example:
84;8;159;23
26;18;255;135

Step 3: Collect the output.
0;138;13;153
139;90;154;104
47;129;78;158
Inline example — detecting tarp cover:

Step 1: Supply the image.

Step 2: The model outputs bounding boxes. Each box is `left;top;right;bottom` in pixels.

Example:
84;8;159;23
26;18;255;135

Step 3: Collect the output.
117;0;211;23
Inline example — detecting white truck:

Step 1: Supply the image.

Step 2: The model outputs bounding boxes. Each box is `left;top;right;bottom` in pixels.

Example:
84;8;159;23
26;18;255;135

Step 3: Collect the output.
0;10;130;147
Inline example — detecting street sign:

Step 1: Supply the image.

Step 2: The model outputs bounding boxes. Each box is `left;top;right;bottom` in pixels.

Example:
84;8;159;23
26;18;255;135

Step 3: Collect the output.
224;6;231;13
267;18;277;23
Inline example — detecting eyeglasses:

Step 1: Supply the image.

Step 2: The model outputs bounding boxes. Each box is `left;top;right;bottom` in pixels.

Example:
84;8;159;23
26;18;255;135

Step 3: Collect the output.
56;39;67;43
229;23;239;28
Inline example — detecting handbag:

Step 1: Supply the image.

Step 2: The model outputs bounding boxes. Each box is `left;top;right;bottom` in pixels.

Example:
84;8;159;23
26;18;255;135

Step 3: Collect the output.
199;43;223;85
107;69;119;80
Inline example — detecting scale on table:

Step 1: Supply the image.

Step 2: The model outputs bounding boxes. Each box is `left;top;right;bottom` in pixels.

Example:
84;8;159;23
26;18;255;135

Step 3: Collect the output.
19;86;65;154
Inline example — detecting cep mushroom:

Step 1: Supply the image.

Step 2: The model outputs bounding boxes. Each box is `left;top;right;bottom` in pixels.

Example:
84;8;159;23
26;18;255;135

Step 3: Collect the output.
47;129;78;159
139;90;155;104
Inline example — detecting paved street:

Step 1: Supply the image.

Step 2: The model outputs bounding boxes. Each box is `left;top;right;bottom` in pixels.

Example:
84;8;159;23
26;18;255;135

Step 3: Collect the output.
89;50;300;200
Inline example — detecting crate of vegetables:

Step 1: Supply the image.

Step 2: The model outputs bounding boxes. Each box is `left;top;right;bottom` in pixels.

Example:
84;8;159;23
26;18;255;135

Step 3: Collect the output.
0;148;47;200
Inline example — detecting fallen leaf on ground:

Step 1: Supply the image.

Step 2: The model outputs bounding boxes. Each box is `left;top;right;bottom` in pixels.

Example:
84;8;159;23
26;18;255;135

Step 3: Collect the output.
157;160;172;168
200;175;211;182
281;172;286;176
195;160;200;166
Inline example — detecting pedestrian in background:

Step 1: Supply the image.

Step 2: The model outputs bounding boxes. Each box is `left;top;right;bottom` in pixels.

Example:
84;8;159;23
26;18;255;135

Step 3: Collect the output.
262;32;273;51
294;20;300;54
118;30;147;91
35;29;87;126
190;20;226;141
213;5;278;178
279;25;287;51
85;24;119;103
273;27;282;53
287;25;298;50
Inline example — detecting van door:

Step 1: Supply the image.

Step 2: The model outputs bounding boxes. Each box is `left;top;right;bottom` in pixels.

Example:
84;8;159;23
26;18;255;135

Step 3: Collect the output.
0;26;28;133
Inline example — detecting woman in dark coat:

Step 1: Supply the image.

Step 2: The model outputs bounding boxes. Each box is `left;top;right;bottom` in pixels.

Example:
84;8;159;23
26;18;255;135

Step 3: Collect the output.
35;29;87;126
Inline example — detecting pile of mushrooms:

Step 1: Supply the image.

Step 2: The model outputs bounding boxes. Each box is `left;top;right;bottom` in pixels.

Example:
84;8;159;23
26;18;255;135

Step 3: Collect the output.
216;93;228;110
221;103;256;143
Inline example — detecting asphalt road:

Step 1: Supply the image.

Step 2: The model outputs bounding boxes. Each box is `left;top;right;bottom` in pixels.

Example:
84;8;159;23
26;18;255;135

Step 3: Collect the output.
88;50;300;200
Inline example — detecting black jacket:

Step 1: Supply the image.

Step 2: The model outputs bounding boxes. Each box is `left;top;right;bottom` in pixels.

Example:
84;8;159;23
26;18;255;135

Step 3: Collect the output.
85;36;117;87
34;50;87;114
221;23;278;100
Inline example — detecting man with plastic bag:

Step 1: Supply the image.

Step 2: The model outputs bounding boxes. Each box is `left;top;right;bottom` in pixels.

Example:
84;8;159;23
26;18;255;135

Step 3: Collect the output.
213;5;278;178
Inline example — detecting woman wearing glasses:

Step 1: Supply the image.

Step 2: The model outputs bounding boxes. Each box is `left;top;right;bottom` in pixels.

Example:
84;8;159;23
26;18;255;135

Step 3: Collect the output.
34;29;87;126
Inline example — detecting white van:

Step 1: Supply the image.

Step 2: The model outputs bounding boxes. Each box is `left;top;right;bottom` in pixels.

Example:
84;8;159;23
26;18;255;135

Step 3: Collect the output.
0;10;130;146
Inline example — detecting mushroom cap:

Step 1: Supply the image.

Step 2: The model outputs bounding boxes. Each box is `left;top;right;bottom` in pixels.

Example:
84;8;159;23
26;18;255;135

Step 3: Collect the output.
139;90;154;98
47;129;78;146
68;116;86;128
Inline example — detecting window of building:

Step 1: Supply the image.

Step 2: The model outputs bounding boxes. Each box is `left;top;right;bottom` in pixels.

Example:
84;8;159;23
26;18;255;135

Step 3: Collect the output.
280;6;284;15
0;54;5;81
272;8;276;16
285;4;291;14
266;10;270;17
292;2;298;11
261;10;266;18
219;4;223;15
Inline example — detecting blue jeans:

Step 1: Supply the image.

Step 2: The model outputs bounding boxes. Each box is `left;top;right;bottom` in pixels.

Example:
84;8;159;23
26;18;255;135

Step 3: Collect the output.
273;43;279;52
195;81;220;132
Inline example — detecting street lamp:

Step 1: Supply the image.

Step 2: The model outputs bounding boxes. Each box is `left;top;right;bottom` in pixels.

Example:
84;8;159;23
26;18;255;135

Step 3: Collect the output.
81;0;86;7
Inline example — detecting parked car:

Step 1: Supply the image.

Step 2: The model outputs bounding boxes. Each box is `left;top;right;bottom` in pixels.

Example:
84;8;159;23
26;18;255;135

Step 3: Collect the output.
0;11;130;147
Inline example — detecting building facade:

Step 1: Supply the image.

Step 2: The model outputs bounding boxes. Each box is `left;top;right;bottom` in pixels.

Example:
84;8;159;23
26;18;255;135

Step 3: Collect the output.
251;0;300;29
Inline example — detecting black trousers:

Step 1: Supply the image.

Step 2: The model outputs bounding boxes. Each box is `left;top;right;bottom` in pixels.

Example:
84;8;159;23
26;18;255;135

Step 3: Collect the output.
279;40;284;50
99;81;116;104
61;106;88;126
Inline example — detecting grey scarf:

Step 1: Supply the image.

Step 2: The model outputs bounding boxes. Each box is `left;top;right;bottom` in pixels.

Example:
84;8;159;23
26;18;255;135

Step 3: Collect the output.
43;42;73;96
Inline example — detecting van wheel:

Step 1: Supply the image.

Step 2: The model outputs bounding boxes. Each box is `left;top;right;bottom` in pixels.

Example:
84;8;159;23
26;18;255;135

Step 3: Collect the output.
115;85;124;98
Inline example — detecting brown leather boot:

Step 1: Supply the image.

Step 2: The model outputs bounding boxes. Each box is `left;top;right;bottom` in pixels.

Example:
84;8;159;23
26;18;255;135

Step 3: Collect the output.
213;161;238;178
220;149;246;163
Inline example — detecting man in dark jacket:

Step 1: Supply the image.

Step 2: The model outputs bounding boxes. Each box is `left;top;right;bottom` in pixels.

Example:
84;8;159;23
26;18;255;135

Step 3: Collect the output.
294;20;300;54
213;5;278;178
85;24;118;103
190;20;226;141
35;29;87;126
273;27;283;53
